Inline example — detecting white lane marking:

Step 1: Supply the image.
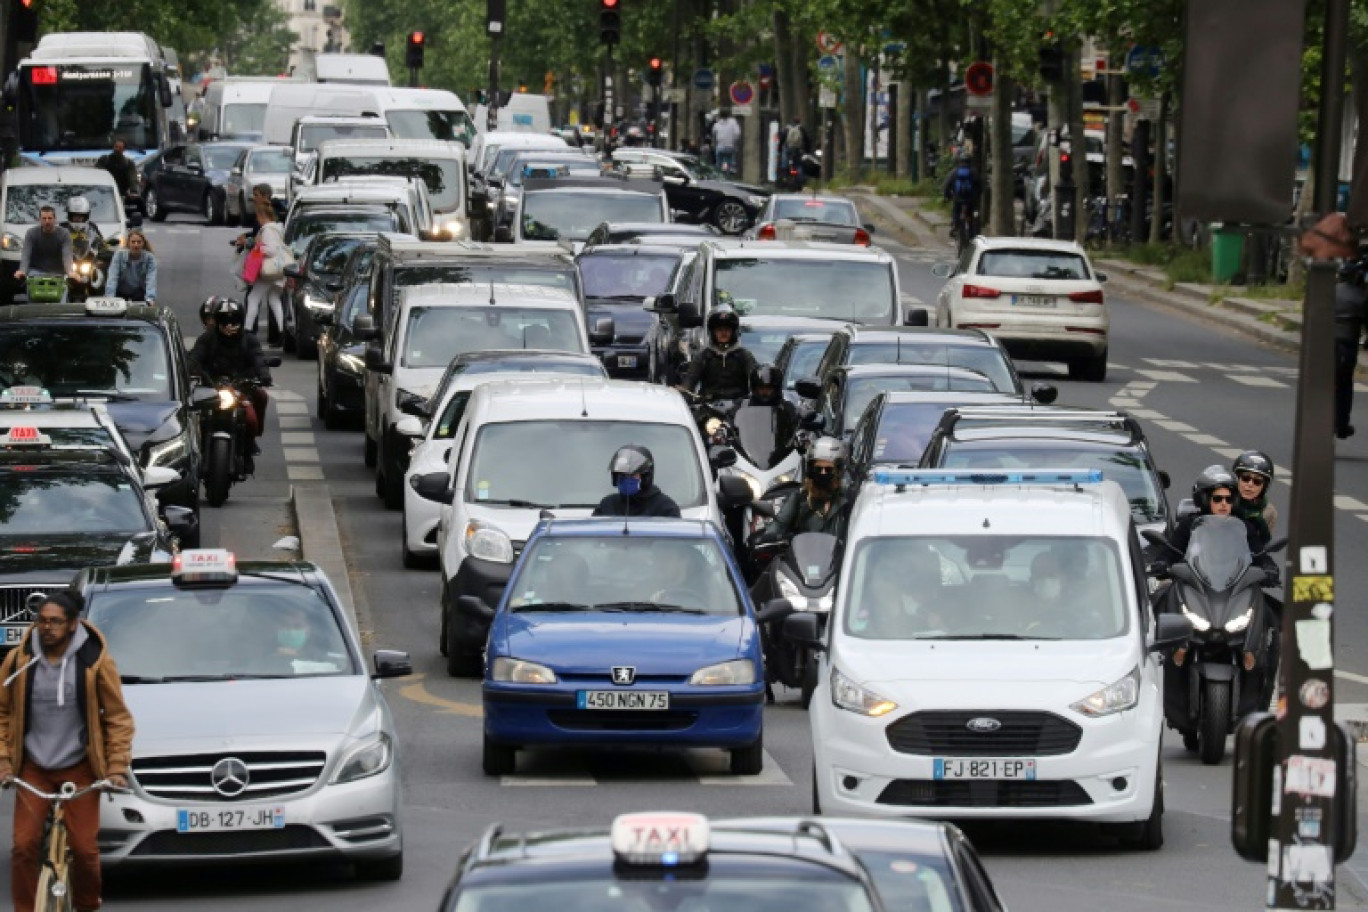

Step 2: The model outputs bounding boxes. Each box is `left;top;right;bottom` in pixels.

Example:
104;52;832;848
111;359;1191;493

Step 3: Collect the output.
1336;669;1368;686
698;749;793;786
275;402;308;415
278;416;311;429
273;389;304;402
1229;374;1287;388
282;446;319;463
1109;361;1130;371
280;432;316;446
1126;381;1158;391
1356;514;1368;523
286;464;324;481
1183;433;1228;447
1335;495;1368;512
1109;400;1144;409
1156;419;1196;432
1143;359;1199;369
1212;447;1246;459
1127;409;1168;419
502;776;597;787
1136;369;1196;382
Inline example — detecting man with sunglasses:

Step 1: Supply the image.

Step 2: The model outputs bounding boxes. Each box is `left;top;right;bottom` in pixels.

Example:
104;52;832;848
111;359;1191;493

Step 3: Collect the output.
1231;450;1277;552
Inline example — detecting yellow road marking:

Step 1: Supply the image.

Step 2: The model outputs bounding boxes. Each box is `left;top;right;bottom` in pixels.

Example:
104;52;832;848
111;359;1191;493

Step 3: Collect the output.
396;672;484;717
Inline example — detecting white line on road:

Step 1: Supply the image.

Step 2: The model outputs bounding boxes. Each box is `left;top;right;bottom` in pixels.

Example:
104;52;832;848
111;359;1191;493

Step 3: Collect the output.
273;389;304;402
1334;495;1368;512
1228;374;1287;388
278;416;311;429
1126;408;1168;420
1156;419;1196;433
280;432;316;446
1143;359;1199;369
275;402;308;415
501;775;597;787
1182;433;1228;447
1136;369;1197;383
1336;668;1368;686
1212;447;1245;460
286;464;324;481
283;446;319;463
698;750;793;786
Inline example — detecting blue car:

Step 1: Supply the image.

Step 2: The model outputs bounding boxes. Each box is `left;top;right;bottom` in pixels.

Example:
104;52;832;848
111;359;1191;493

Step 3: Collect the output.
476;518;766;776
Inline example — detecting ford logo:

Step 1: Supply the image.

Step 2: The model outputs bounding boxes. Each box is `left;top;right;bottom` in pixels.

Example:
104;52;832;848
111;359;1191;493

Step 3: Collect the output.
966;717;1002;733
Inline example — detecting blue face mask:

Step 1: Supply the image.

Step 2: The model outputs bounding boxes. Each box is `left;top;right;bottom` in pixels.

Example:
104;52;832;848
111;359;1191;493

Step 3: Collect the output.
278;628;307;651
617;475;642;498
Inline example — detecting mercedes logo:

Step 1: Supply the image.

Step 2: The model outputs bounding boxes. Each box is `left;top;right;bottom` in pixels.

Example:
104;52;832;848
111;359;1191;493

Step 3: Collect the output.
611;666;636;686
965;717;1002;733
210;757;250;797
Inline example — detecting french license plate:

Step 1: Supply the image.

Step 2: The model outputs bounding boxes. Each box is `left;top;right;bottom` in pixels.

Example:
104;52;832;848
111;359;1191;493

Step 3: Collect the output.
3;625;24;645
176;806;286;833
934;758;1036;780
617;355;638;369
577;690;669;710
1013;294;1057;308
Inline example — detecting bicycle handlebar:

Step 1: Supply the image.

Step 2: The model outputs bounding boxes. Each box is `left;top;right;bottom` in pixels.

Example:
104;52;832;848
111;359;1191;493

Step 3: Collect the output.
2;777;128;802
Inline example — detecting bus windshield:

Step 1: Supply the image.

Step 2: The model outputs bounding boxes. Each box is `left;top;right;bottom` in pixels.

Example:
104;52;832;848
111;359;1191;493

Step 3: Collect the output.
21;62;159;152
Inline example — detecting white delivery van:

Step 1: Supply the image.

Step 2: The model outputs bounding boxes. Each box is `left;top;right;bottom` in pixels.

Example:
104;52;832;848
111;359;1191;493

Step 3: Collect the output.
314;53;393;86
369;88;476;147
198;78;294;141
263;84;383;146
473;94;552;135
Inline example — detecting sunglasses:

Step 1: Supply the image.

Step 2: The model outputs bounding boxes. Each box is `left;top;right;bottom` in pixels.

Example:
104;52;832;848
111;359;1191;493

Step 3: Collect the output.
1210;494;1234;504
1236;473;1266;485
811;466;836;476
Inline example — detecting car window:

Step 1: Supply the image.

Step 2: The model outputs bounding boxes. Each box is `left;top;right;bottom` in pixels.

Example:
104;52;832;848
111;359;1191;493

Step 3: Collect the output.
322;155;464;210
871;402;958;466
579;252;678;299
395;263;577;295
5;185;121;225
401;306;584;367
854;847;964;912
385;108;476;145
845;342;1016;394
308;236;364;276
772;198;859;225
249;148;293;173
846;375;993;422
976;249;1091;280
0;324;171;398
786;338;831;388
715;259;894;323
162;147;185;166
298;123;389;152
186;147;203;168
435;391;472;439
342;283;368;328
205;147;243;170
522;191;665;241
0;470;145;534
287;210;401;256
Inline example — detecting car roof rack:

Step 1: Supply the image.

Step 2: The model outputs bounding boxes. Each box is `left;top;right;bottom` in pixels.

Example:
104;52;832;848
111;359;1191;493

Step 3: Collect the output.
933;406;1144;444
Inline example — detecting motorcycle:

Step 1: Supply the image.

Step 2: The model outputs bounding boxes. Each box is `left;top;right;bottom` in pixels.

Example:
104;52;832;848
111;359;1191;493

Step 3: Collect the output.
752;531;840;707
1145;517;1285;765
67;240;105;304
198;366;280;507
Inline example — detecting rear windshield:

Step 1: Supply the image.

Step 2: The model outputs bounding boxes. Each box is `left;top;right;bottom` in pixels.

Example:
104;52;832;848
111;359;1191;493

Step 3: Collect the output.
248;147;293;173
772;198;859;225
298;123;389;152
385;109;476;146
976;249;1091;280
522;190;664;242
402;306;584;366
286;209;403;256
322;155;463;210
846;341;1017;394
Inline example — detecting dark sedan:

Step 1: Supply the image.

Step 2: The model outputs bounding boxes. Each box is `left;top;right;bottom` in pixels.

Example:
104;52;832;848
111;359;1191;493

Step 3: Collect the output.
611;149;769;235
577;243;684;379
316;276;371;429
283;232;371;359
143;142;253;225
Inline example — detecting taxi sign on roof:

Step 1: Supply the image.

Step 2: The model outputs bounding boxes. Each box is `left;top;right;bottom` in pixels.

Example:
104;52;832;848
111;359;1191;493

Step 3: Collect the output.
0;387;52;407
84;297;129;317
3;426;51;448
172;548;238;584
610;812;709;866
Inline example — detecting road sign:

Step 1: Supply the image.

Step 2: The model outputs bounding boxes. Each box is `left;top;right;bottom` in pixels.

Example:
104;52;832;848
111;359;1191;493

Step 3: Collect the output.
964;61;994;97
729;80;754;107
817;55;838;74
966;94;992;111
693;68;715;90
1124;45;1165;77
819;85;837;109
731;103;753;117
817;31;843;55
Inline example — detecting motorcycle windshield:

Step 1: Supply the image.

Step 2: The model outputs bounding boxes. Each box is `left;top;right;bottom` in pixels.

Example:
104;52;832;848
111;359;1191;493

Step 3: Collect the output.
1186;516;1252;591
733;405;781;470
788;532;838;586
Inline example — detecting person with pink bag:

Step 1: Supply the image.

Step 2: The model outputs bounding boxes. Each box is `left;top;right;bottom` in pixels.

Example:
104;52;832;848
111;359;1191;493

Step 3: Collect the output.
244;200;291;347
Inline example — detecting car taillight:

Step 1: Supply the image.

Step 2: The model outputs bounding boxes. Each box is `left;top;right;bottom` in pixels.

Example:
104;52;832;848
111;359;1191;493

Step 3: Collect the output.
962;284;1001;299
756;224;776;240
853;228;871;246
1068;289;1105;304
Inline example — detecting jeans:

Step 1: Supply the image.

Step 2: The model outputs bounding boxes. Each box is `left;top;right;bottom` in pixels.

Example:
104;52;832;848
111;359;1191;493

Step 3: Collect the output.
715;147;737;173
12;759;100;912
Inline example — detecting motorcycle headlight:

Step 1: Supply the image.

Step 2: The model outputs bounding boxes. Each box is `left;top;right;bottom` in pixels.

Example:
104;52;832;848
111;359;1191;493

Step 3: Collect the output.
146;428;190;469
1070;666;1141;717
490;656;557;684
331;732;393;784
464;521;514;563
830;666;897;717
689;659;756;686
776;572;808;610
1226;607;1254;634
77;261;92;276
338;352;366;374
1181;604;1211;632
0;233;21;251
217;389;237;410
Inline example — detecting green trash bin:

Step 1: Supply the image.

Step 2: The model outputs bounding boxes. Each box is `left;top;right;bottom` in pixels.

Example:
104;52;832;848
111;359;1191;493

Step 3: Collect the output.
1211;224;1244;284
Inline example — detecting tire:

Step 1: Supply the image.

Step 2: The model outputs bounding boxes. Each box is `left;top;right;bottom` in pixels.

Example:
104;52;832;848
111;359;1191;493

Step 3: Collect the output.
364;433;378;467
713;200;751;236
206;191;223;226
1199;678;1231;765
730;735;764;776
483;735;517;776
354;851;404;882
382;432;404;510
438;589;450;656
145;186;166;222
320;379;344;430
1115;761;1164;851
204;436;232;507
1069;350;1109;382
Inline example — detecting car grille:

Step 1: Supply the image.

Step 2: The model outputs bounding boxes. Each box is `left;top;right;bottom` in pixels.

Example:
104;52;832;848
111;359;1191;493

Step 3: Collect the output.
129;825;330;856
132;751;327;802
548;710;698;732
0;586;54;626
877;779;1093;808
885;711;1082;757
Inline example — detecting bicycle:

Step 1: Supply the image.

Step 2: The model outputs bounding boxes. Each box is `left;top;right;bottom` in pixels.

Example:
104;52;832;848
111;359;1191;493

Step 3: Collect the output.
4;776;125;912
952;205;979;257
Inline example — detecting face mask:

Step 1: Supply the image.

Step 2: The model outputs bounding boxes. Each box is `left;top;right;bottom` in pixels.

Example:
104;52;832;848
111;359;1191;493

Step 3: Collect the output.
811;471;837;491
1034;578;1062;600
277;628;307;651
617;475;642;497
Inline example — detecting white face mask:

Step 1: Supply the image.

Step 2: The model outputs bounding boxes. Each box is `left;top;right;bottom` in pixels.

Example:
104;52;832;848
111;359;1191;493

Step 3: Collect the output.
1034;577;1062;600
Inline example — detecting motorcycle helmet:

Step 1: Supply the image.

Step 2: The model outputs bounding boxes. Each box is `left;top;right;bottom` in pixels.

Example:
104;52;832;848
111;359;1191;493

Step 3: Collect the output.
706;304;740;346
200;295;223;326
213;298;246;330
750;364;782;404
1232;449;1274;486
1192;464;1237;513
805;436;847;474
66;196;90;223
609;445;655;495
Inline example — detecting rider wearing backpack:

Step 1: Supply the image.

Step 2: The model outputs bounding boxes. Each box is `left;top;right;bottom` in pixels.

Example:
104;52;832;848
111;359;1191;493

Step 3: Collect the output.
943;152;980;238
784;117;809;185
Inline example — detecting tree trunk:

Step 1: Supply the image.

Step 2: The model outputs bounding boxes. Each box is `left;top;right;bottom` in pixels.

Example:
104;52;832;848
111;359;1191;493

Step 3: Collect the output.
916;88;930;182
896;80;913;178
990;66;1014;235
843;47;864;178
773;7;796;125
790;21;810;127
1106;73;1125;242
1288;164;1314;288
1150;94;1168;245
1069;45;1088;245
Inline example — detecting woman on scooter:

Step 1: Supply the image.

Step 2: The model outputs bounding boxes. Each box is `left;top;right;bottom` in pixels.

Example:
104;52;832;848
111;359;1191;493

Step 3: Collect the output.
1231;450;1278;552
759;437;849;546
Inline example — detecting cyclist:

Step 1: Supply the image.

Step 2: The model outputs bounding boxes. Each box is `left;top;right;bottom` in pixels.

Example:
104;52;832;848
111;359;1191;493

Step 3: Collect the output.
13;205;74;286
943;152;980;242
0;591;134;912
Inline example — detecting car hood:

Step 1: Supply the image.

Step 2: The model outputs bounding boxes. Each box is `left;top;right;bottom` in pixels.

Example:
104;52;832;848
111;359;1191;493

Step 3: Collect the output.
502;612;749;675
392;366;447;402
105;401;180;450
126;677;376;753
698;179;767;198
0;532;159;575
840;636;1137;691
586;299;655;342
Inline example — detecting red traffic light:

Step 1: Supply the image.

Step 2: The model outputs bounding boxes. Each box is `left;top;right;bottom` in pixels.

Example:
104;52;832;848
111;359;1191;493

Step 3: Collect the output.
649;58;662;70
410;31;424;44
602;0;618;6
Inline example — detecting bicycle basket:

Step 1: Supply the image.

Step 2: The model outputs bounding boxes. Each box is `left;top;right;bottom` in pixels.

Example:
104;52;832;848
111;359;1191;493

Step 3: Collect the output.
25;275;65;304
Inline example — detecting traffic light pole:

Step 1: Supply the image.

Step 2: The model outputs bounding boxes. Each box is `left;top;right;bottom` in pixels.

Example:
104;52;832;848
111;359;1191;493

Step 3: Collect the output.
603;45;615;141
487;34;501;132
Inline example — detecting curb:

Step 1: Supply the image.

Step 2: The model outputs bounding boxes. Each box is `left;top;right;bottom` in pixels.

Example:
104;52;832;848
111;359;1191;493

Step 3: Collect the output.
292;483;360;637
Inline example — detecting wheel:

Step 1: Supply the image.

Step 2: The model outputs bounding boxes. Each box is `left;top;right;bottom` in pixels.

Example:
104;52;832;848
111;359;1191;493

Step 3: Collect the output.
729;735;764;776
35;865;73;912
1199;678;1231;765
1069;350;1108;382
364;433;378;467
204;436;232;507
712;200;751;236
354;851;404;882
145;186;166;222
1114;761;1164;851
483;734;517;776
320;378;344;430
1182;731;1199;753
800;658;818;709
205;191;223;226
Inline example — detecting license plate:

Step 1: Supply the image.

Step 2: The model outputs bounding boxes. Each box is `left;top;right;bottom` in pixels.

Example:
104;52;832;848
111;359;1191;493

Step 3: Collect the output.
1013;294;1057;308
934;758;1036;780
577;690;669;710
616;355;638;369
3;625;24;645
176;806;286;833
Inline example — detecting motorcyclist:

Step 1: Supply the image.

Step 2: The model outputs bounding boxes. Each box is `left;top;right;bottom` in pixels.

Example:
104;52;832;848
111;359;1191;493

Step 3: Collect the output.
187;299;273;460
1166;465;1276;582
592;445;681;518
1231;450;1278;552
14;205;73;285
679;304;757;402
62;196;105;258
95;138;139;203
198;295;220;331
759;436;849;545
747;363;799;462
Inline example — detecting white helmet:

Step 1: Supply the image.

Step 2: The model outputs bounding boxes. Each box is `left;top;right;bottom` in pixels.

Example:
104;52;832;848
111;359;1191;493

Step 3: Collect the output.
67;196;91;219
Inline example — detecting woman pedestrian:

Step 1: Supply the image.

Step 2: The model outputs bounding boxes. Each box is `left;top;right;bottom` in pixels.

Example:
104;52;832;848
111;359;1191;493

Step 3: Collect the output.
245;199;288;346
103;228;158;304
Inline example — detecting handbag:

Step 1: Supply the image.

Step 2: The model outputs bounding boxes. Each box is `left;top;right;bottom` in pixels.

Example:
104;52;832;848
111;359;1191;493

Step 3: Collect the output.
241;244;264;284
257;224;294;282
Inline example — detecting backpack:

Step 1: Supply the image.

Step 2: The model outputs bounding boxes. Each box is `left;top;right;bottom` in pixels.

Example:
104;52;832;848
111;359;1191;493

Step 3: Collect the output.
786;124;805;149
952;165;974;200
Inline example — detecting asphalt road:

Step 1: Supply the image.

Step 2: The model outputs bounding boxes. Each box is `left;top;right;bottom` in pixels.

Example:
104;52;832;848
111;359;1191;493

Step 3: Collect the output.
7;212;1368;911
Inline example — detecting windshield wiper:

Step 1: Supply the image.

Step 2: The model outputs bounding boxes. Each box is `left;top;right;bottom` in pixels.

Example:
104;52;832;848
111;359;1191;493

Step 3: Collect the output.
513;601;591;612
75;390;142;401
159;674;293;682
921;634;1052;641
482;498;558;508
593;601;708;614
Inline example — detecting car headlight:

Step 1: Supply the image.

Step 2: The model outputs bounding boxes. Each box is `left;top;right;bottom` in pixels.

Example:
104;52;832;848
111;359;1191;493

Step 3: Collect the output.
1226;607;1254;633
746;195;766;209
338;352;365;374
1070;666;1141;717
331;732;393;784
830;666;897;717
1;233;21;251
464;521;514;563
145;428;190;469
443;220;467;239
1181;604;1211;632
491;656;557;684
690;659;756;686
217;389;237;409
303;294;333;315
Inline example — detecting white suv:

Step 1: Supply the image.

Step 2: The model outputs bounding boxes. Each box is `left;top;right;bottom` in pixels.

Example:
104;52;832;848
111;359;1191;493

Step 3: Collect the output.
794;469;1189;849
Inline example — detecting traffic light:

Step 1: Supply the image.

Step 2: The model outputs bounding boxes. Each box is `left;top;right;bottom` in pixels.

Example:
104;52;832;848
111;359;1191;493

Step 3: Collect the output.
647;57;663;87
405;31;425;69
1038;40;1065;82
1058;150;1074;186
600;0;621;47
13;0;39;45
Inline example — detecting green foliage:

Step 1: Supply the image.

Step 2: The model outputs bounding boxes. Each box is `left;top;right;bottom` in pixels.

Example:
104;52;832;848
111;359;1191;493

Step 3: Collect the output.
1119;243;1211;285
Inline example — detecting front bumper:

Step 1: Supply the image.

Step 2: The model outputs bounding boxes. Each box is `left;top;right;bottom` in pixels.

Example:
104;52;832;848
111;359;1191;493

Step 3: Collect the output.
593;343;650;379
402;477;443;556
98;766;401;867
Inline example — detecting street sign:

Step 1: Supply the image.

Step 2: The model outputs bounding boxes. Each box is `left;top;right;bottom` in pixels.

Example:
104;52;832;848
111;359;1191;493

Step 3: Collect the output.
817;31;843;54
729;80;754;107
964;61;994;97
966;94;992;110
1124;45;1165;77
817;55;838;74
819;85;837;109
693;68;715;90
731;103;753;117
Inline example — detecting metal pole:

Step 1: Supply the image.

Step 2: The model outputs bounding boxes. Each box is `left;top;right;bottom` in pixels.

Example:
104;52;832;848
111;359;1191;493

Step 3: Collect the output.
1270;0;1349;908
487;35;501;132
409;66;418;89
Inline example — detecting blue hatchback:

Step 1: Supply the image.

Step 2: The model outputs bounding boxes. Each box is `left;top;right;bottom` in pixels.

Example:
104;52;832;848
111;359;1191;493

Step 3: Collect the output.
479;518;766;776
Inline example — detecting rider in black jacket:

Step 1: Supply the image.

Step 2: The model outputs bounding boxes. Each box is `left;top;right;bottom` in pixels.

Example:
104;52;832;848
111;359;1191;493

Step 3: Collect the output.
593;445;681;518
187;299;273;456
679;304;757;401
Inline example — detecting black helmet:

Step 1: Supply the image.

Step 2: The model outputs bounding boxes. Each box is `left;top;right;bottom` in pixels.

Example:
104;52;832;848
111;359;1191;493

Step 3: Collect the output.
1232;449;1274;485
609;444;654;490
200;295;223;323
751;364;781;402
706;304;740;343
214;298;246;328
1192;464;1236;512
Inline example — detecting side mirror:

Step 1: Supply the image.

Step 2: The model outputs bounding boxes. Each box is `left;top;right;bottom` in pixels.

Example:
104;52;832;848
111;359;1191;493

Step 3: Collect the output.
1262;536;1289;555
162;504;198;540
143;466;181;489
797;405;824;431
793;378;821;401
903;307;930;327
457;594;496;621
717;472;753;508
863;222;876;234
371;649;414;679
190;386;219;409
754;598;794;624
283;264;302;280
1158;470;1171;490
1095;271;1109;283
677;301;703;329
709;445;738;470
264;357;282;368
364;346;392;374
395;415;424;438
782;611;824;650
1150;613;1192;652
352;314;378;341
650;292;677;313
1030;382;1058;404
231;166;242;176
399;398;431;419
930;262;955;279
413;470;453;504
589;315;615;347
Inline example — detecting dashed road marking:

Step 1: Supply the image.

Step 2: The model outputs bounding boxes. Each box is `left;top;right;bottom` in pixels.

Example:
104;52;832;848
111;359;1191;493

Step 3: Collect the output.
275;401;308;415
1229;374;1287;388
502;775;597;787
280;431;316;446
1212;447;1246;460
1155;419;1196;433
1127;408;1167;420
279;416;311;429
286;465;324;481
1183;433;1227;447
1334;495;1368;512
1136;369;1196;383
1143;359;1199;369
282;446;319;463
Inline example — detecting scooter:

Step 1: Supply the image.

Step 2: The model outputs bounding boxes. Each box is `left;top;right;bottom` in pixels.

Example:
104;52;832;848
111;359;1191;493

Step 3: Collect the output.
198;365;280;507
1145;517;1285;765
752;531;840;708
721;402;803;549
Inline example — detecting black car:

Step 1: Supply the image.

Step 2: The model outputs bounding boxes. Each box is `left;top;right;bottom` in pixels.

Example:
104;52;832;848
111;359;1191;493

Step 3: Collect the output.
771;330;842;405
804;363;1001;439
611;149;770;235
283;231;371;360
143;142;253;225
282;205;408;260
0;301;209;516
577;243;685;379
317;266;374;430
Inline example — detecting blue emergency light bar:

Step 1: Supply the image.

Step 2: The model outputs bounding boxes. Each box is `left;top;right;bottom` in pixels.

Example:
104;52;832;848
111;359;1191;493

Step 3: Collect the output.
872;468;1105;487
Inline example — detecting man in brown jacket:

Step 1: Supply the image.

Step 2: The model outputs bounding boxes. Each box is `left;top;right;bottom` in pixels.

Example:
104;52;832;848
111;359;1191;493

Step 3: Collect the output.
0;591;134;912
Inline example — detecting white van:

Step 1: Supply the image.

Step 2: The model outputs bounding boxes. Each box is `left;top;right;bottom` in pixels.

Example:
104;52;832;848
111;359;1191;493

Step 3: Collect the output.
310;137;469;234
263;84;383;146
314;53;392;86
197;78;294;141
287;116;393;194
0;166;128;300
472;94;552;135
369;88;476;147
